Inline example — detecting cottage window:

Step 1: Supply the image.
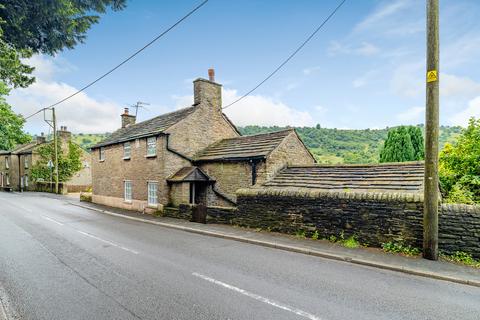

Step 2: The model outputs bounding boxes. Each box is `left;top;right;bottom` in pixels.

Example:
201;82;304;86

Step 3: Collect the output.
123;142;131;159
6;174;10;186
146;137;156;156
25;175;29;187
24;156;28;169
5;157;9;169
99;147;105;161
147;182;158;206
124;181;132;202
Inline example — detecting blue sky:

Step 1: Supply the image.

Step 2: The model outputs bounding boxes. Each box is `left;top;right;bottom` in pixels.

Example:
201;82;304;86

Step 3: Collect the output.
8;0;480;134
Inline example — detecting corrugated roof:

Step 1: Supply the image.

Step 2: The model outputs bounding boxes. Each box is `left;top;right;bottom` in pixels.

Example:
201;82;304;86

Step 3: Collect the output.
92;106;198;148
263;162;425;194
195;129;293;161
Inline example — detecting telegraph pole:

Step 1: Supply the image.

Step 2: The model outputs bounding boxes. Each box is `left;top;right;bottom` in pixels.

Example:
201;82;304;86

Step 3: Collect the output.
423;0;439;260
52;108;59;194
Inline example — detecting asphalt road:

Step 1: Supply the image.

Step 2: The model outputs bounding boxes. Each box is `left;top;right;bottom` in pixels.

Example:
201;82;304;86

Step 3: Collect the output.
0;192;478;320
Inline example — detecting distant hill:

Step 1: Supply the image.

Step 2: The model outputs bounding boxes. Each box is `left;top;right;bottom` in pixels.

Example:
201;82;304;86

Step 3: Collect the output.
238;125;463;164
73;125;463;164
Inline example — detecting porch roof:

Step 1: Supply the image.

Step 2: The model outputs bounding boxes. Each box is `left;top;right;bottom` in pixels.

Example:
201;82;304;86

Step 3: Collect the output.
167;166;214;183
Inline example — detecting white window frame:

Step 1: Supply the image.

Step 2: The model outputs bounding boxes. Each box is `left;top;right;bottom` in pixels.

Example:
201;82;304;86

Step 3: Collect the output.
147;182;158;206
124;180;132;202
6;174;10;186
146;137;156;157
123;142;131;159
25;175;28;187
5;157;9;169
99;147;105;161
24;156;28;169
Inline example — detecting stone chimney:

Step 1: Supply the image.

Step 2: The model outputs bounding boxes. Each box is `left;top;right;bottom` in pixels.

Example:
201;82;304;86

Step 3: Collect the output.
121;107;136;128
36;132;46;144
193;69;222;112
57;126;72;152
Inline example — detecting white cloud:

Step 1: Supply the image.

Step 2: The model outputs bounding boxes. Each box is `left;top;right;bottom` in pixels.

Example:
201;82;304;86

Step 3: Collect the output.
7;55;121;134
396;106;424;123
221;88;315;127
354;0;413;32
302;66;321;75
441;73;480;97
328;41;379;57
450;96;480;126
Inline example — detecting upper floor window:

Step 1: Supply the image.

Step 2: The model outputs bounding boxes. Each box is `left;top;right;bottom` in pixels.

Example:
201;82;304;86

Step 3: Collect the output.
123;142;131;159
24;156;28;169
5;157;9;169
146;137;156;157
99;147;105;161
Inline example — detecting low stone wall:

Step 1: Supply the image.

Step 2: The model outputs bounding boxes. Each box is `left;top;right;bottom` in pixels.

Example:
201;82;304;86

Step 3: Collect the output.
440;204;480;258
163;205;238;224
67;184;91;193
236;188;480;258
164;204;193;220
34;182;67;194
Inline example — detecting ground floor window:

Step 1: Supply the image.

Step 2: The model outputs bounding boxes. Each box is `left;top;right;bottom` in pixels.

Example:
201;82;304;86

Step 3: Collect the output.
25;175;28;187
147;182;158;206
6;174;9;186
124;181;132;202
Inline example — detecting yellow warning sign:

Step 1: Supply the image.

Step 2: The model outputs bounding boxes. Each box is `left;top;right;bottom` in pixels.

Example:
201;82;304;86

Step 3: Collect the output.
427;70;437;83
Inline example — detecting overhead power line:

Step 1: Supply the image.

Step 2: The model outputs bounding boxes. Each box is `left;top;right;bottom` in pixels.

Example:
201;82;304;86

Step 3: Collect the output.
24;0;209;120
222;0;347;110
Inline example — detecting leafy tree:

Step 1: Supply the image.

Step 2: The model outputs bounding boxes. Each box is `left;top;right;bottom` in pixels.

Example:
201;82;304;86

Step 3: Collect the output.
379;126;423;163
0;0;126;55
0;0;126;88
408;126;425;160
439;118;480;204
0;82;31;150
31;140;83;182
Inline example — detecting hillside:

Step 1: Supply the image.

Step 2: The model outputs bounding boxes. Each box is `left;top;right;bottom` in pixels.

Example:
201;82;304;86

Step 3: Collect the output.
73;125;462;164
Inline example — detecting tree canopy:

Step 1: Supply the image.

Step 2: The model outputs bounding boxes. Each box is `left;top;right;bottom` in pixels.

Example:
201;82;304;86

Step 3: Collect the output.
31;140;83;182
379;126;424;163
0;0;126;88
440;118;480;204
0;82;31;150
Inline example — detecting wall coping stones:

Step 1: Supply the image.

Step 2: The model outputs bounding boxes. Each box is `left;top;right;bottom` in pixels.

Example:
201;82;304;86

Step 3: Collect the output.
441;203;480;214
237;187;425;203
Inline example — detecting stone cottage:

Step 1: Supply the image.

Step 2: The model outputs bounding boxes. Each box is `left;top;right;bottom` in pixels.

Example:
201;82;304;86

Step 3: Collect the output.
0;127;92;192
90;70;315;212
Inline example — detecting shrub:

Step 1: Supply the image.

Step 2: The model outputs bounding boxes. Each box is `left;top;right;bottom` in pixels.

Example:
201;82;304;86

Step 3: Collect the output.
382;241;421;256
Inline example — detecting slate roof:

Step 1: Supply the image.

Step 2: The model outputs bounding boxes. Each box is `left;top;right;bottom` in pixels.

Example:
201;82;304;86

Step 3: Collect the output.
263;162;425;194
92;106;198;148
194;129;294;162
167;166;214;182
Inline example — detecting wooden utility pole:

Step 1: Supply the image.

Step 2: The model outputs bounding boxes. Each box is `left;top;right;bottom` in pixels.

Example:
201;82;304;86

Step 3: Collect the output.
423;0;439;260
52;108;59;194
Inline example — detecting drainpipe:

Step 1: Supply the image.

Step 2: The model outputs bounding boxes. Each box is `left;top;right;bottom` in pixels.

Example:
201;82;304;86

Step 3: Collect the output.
164;134;193;162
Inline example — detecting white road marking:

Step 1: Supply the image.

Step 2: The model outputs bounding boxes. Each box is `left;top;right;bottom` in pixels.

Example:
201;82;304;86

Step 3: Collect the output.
192;272;322;320
76;230;139;255
41;215;64;226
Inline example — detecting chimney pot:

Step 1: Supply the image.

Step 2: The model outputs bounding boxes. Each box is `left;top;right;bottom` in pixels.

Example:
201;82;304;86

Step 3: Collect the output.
208;68;215;82
124;107;129;115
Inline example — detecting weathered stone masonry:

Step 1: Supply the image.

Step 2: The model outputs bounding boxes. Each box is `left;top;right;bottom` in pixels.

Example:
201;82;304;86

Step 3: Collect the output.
234;189;480;258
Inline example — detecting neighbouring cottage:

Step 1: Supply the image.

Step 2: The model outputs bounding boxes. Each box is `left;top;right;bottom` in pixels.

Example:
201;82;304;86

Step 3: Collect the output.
0;127;92;193
90;70;315;212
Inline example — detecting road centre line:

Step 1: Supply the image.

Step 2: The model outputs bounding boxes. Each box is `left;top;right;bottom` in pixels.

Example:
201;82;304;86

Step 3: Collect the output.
41;215;64;226
40;214;139;255
76;230;139;255
192;272;322;320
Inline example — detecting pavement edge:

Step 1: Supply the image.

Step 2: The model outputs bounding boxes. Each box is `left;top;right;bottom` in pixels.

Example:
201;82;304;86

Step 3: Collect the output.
71;202;480;288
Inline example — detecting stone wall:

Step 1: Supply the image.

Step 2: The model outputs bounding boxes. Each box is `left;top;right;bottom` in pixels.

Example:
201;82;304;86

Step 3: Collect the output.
235;188;480;258
163;204;238;225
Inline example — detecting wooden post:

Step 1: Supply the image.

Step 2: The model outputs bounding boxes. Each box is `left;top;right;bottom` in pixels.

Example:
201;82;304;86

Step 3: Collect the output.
52;108;59;194
423;0;439;260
